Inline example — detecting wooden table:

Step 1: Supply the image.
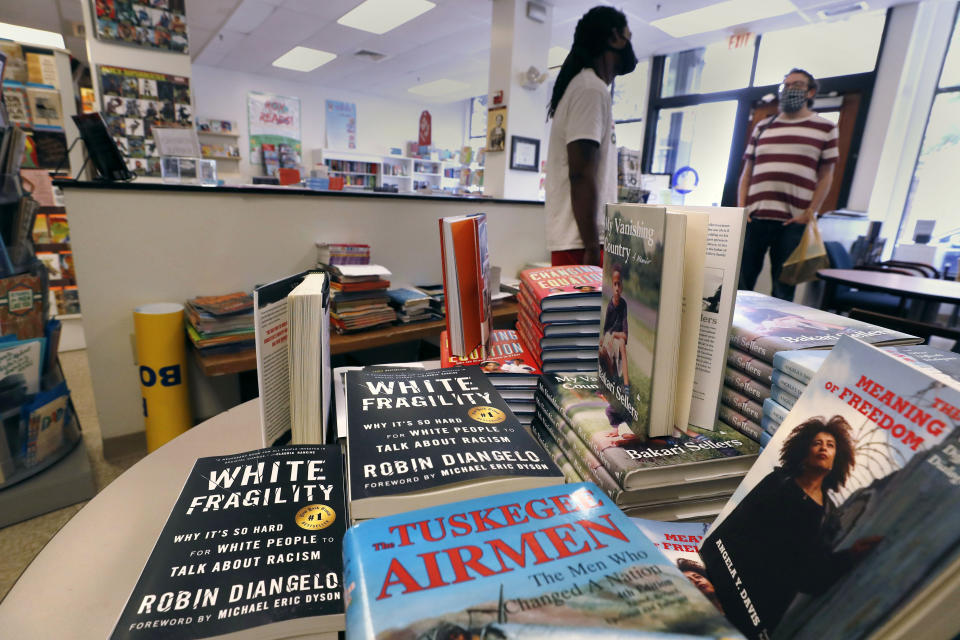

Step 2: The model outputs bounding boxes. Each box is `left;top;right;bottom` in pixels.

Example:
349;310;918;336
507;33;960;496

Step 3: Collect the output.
194;301;520;377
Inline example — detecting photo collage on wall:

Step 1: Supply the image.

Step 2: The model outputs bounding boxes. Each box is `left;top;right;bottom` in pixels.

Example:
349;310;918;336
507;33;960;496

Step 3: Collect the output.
93;0;188;53
99;65;192;177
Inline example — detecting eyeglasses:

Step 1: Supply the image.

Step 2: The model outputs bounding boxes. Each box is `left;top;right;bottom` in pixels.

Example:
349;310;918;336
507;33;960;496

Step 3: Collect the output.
780;81;809;90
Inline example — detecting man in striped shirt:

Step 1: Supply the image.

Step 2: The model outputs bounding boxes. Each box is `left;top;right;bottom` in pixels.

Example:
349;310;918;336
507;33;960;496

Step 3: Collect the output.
738;69;839;300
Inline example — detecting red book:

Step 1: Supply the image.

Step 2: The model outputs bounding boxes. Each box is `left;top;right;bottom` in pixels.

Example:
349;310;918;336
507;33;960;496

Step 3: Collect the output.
440;329;540;375
439;214;490;357
518;265;602;311
330;280;390;292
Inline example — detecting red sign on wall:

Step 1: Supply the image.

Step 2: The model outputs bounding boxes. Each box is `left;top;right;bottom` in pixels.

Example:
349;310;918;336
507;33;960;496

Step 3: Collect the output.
418;110;432;147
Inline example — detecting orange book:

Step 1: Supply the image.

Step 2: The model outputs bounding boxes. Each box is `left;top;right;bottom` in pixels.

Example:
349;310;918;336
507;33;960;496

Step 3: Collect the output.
439;213;490;357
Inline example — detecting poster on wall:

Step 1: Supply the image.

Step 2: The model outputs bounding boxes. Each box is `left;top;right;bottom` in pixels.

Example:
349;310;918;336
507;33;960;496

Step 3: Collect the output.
92;0;189;54
324;100;356;150
99;64;192;177
486;105;507;152
248;92;301;164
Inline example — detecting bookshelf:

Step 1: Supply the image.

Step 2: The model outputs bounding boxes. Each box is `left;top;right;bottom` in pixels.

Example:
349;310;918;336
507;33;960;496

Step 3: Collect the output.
197;124;241;177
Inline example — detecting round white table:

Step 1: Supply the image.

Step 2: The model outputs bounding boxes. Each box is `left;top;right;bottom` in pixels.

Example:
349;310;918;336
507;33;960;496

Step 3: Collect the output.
0;400;264;638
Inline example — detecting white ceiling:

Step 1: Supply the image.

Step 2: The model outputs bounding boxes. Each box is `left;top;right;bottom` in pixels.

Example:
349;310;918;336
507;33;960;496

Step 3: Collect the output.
0;0;918;103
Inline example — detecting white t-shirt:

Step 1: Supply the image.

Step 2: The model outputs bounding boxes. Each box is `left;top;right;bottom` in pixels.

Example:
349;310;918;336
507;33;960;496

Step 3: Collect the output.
544;68;617;252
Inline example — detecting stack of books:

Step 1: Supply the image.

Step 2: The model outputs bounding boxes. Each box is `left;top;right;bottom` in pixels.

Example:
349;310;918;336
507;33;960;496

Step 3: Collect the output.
534;372;759;521
720;290;923;446
328;264;396;333
516;265;603;372
414;283;445;317
386;287;437;324
184;291;254;356
439;328;540;425
763;344;960;438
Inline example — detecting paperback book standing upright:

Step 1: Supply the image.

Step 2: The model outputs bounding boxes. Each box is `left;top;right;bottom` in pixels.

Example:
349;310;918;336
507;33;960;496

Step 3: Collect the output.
439;213;491;357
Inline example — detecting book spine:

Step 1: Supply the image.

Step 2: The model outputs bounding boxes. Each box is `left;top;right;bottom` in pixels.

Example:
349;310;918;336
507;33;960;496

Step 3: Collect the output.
536;378;626;486
342;528;375;638
727;347;774;385
771;369;807;399
720;384;763;422
761;413;781;436
769;384;799;410
729;326;781;364
772;354;817;385
723;368;771;403
762;397;790;424
535;398;622;499
717;405;763;442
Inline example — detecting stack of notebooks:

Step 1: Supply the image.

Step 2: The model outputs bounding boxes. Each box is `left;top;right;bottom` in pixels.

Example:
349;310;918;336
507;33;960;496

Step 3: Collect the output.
328;264;396;333
516;264;603;372
720;289;923;447
386;287;437;324
439;328;540;425
184;292;254;356
533;372;759;522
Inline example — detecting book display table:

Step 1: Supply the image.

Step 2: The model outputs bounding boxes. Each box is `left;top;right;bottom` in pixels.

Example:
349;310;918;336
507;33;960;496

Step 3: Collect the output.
0;400;263;638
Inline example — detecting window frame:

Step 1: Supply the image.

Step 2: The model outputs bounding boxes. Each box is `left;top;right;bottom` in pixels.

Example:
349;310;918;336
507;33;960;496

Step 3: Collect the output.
640;11;891;209
893;4;960;250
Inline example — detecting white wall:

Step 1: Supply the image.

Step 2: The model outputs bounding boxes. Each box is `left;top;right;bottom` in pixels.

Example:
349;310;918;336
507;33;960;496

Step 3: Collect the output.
191;64;468;178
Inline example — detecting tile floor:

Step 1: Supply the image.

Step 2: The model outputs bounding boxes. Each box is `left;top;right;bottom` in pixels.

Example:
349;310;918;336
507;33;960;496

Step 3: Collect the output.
0;350;146;602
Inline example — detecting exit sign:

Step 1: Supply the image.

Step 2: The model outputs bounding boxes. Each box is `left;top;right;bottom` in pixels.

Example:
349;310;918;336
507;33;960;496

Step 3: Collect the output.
728;32;752;49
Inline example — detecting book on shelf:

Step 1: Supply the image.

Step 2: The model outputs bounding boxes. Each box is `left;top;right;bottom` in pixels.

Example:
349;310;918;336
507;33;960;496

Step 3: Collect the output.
701;336;960;640
439;213;491;357
0;336;45;396
108;445;346;640
342;483;741;638
19;381;72;468
25;86;62;128
538;372;759;497
261;143;279;176
253;270;329;447
599;204;686;439
730;289;921;364
0;272;45;340
3;85;32;127
343;365;562;521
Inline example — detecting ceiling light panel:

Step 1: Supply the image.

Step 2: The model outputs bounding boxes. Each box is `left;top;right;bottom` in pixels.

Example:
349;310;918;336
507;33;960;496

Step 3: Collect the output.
0;23;65;49
338;0;436;35
272;46;336;72
408;79;469;96
650;0;796;38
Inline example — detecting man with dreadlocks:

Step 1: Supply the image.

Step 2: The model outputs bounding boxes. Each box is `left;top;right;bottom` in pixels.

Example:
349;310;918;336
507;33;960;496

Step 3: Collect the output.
544;6;636;267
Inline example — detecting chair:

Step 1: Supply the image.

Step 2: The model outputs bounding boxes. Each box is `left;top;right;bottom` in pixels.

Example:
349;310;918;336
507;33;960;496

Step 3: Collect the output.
822;242;909;315
849;308;960;353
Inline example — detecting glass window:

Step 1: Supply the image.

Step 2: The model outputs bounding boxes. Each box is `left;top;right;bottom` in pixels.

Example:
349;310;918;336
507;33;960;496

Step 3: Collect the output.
649;100;739;206
941;14;960;88
897;92;960;259
754;10;885;86
613;59;649;121
661;40;754;98
615;120;644;152
469;95;487;139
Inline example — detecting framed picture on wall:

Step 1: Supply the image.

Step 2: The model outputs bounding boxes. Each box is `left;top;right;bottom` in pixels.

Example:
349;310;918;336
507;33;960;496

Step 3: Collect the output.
509;136;540;172
91;0;189;53
486;106;507;152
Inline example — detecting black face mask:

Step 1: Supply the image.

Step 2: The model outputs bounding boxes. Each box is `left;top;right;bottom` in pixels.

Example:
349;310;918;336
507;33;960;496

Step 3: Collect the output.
611;40;638;76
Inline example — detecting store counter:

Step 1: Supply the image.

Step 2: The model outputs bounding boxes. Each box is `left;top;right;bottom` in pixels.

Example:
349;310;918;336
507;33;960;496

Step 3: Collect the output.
56;181;546;455
0;400;264;638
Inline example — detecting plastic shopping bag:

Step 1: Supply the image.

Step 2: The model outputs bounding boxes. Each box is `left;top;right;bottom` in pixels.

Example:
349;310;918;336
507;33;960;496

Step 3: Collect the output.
779;218;830;285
